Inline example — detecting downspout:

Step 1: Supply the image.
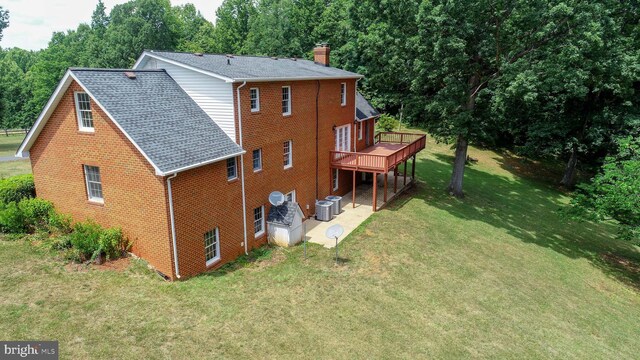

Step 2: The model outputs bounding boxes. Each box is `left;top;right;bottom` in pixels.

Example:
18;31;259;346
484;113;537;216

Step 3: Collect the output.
353;79;359;152
236;81;249;255
315;80;320;201
167;173;180;279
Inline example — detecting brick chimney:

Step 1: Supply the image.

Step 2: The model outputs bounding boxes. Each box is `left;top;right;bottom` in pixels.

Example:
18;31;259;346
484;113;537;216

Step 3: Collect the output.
313;44;330;66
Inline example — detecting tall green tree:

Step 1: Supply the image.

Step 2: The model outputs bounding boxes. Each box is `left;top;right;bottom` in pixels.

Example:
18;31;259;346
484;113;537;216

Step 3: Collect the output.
0;6;8;42
412;0;602;197
173;4;217;53
213;0;256;54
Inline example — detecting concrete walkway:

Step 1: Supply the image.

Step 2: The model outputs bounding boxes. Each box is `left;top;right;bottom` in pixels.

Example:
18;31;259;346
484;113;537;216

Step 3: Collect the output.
304;171;412;248
0;156;25;162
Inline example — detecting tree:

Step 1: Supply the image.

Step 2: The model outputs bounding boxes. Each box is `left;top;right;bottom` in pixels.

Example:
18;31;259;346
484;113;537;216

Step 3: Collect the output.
412;0;600;197
212;0;256;54
173;4;217;53
566;137;640;244
0;6;8;42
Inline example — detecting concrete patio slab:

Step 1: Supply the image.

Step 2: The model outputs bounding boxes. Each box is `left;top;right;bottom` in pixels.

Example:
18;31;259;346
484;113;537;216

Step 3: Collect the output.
304;171;412;248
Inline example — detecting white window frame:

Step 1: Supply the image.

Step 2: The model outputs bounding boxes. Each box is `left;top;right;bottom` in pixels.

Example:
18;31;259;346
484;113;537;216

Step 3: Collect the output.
358;122;363;140
227;157;238;180
74;92;94;132
340;83;347;106
83;165;104;203
252;148;262;172
282;86;291;116
283;140;293;169
332;169;339;191
250;88;260;112
286;190;296;202
204;228;221;266
254;206;265;238
335;124;351;152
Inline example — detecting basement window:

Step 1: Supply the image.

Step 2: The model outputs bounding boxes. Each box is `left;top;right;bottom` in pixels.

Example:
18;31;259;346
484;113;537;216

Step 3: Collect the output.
250;88;260;112
333;169;339;191
204;228;220;266
227;157;238;180
254;206;265;237
75;92;94;132
286;190;296;202
84;165;103;203
340;83;347;106
282;86;291;115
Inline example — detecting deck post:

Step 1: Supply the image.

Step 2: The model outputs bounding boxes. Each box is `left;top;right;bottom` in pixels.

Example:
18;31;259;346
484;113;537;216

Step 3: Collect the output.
411;155;416;181
394;166;398;193
352;170;356;208
384;172;388;202
403;159;408;186
373;172;378;212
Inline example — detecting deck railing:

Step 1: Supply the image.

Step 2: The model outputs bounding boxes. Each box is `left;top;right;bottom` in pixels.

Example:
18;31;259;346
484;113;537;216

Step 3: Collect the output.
330;132;426;172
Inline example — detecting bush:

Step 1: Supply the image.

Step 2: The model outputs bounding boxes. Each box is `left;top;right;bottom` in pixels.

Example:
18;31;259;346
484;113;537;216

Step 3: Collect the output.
0;174;35;204
377;114;399;132
48;212;73;234
69;220;126;262
0;202;25;233
19;198;54;233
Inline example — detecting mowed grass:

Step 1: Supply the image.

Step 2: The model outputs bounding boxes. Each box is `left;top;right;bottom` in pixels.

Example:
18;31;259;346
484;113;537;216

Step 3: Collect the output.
0;133;30;178
1;134;639;359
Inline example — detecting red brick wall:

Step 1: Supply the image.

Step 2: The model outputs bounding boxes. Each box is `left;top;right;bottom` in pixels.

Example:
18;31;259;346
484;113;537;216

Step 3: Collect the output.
169;160;245;278
29;82;174;277
233;79;356;248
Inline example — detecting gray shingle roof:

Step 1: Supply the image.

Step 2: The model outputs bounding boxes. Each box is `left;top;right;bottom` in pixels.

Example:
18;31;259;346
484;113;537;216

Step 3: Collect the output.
356;92;380;121
267;202;300;226
71;69;243;174
145;51;363;81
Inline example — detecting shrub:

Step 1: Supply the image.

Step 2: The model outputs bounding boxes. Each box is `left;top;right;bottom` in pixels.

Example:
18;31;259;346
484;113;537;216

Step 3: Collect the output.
19;198;54;233
48;212;73;234
0;202;25;233
69;221;126;262
0;174;35;204
377;114;399;132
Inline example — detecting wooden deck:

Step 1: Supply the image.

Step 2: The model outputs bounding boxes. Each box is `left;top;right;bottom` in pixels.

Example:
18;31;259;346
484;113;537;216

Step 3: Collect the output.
330;132;426;172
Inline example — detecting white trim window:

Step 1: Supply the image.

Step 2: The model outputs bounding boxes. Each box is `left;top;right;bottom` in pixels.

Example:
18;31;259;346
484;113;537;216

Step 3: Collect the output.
332;169;339;191
340;83;347;106
250;88;260;112
75;92;94;132
204;228;220;266
254;206;265;237
282;86;291;115
83;165;103;203
358;122;363;140
286;190;296;202
335;124;350;152
227;157;238;180
283;140;292;169
252;149;262;172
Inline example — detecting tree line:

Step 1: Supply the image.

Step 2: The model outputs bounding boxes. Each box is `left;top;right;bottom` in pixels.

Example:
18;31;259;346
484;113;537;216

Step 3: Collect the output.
0;0;638;239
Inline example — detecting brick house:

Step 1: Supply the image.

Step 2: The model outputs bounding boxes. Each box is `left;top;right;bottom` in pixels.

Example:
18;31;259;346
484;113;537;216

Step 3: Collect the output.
17;45;424;279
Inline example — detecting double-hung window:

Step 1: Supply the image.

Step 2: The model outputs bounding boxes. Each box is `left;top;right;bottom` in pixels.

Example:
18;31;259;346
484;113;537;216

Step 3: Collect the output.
250;88;260;112
204;228;220;265
286;190;296;202
340;83;347;106
227;157;237;180
75;92;94;131
282;86;291;115
332;169;339;191
84;165;103;203
283;140;292;169
358;122;363;140
254;206;265;237
252;149;262;172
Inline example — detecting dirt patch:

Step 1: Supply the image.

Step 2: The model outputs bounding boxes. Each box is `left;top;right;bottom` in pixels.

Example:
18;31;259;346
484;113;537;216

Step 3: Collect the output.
248;248;286;270
64;257;131;273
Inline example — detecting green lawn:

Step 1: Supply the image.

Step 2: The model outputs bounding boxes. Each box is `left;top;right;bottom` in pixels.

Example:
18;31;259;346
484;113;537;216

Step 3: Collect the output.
0;133;31;178
1;134;638;358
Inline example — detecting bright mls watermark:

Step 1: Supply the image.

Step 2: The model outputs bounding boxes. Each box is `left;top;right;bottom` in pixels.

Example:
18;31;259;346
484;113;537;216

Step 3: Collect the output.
1;341;58;359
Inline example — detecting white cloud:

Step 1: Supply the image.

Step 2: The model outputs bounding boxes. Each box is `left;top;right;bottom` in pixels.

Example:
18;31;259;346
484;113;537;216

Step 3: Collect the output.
0;0;223;50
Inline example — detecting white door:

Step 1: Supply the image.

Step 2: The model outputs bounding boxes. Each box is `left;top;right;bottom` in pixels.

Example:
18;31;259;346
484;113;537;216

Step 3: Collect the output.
335;124;351;152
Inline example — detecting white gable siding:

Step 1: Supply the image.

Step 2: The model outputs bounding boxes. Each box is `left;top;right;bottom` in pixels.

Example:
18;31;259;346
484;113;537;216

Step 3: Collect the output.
139;58;236;142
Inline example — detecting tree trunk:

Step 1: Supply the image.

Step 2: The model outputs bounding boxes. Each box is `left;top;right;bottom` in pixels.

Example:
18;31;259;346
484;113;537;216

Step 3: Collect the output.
560;145;578;188
448;134;468;198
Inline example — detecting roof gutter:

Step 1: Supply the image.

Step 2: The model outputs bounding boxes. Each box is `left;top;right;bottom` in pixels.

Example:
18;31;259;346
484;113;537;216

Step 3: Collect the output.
166;173;180;279
232;75;363;83
157;150;246;176
236;81;249;256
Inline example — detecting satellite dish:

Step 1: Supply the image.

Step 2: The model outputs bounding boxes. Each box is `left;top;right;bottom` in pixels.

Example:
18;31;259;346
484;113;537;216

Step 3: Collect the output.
268;191;285;206
325;224;344;239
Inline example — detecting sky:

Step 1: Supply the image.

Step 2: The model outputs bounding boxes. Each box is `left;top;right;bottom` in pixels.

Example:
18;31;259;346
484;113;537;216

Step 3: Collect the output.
0;0;224;50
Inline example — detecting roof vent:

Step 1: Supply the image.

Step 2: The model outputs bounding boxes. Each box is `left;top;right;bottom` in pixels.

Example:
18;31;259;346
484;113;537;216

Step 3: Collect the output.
227;58;231;65
124;71;137;79
291;57;297;61
271;57;278;60
194;52;203;57
226;54;234;58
